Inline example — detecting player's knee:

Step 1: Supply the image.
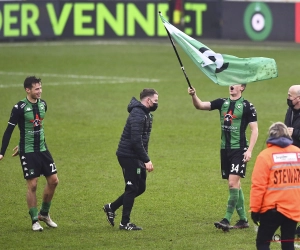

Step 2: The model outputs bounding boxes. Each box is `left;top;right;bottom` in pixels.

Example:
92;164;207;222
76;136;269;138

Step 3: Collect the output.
53;177;59;187
228;182;239;189
52;177;59;187
31;185;37;193
27;178;38;192
47;175;59;187
228;177;240;189
28;183;37;192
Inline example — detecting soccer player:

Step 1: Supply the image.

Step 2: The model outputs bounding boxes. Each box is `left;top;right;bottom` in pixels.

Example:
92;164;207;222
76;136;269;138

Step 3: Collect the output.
0;76;59;231
103;88;158;230
188;84;258;231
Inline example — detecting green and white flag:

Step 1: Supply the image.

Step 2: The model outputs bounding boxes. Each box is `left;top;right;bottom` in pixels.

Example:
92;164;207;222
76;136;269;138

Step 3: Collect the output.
159;13;278;86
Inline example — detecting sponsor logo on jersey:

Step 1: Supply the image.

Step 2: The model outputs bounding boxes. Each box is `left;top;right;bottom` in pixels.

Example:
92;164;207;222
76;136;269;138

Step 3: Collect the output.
223;110;237;123
30;114;43;127
222;125;238;130
28;129;43;134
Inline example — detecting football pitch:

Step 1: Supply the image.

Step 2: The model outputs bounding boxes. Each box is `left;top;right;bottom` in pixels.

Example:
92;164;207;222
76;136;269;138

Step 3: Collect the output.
0;39;299;250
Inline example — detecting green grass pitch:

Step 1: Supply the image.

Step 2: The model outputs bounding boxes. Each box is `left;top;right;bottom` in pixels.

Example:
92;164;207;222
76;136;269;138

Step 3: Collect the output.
0;39;299;250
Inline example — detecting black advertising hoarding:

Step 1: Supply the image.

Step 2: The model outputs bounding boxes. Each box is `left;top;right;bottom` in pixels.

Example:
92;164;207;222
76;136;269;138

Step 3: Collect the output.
222;1;295;41
0;0;221;41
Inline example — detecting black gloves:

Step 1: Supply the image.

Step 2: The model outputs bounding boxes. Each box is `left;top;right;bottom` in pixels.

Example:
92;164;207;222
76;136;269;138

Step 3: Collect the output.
251;212;260;226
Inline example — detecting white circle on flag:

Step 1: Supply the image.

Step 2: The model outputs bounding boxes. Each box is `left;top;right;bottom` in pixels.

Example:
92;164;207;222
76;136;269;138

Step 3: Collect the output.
251;13;265;32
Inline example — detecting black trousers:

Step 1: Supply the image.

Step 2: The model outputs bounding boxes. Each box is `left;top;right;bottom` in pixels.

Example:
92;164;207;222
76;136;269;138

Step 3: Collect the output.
110;157;146;225
256;209;297;250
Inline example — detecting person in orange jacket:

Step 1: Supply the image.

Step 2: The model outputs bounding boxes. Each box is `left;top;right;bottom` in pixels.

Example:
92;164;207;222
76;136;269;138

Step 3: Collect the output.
250;122;300;250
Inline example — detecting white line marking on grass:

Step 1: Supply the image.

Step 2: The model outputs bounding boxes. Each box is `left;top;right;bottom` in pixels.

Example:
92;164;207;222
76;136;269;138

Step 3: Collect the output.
0;71;160;88
0;40;167;48
0;40;132;47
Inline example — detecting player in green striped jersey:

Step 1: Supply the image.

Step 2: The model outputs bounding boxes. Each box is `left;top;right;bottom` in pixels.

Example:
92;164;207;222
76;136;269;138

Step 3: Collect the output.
188;84;258;232
0;76;59;231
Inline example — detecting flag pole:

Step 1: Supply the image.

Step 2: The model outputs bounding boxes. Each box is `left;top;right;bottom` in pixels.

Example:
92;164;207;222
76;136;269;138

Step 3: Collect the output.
159;12;192;89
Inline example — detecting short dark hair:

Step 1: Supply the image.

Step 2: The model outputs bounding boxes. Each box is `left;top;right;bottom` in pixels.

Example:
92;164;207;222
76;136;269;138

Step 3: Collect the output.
24;76;41;89
140;88;158;100
241;84;246;92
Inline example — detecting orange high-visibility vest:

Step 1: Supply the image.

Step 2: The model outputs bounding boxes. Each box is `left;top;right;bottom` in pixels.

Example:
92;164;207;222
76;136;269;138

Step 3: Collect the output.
250;143;300;221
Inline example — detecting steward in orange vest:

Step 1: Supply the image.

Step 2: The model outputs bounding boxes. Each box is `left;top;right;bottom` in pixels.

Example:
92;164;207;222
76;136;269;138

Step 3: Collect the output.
250;122;300;250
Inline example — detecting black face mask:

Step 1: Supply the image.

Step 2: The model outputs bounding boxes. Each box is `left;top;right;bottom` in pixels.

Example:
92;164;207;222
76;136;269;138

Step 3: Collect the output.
287;98;295;108
149;103;158;112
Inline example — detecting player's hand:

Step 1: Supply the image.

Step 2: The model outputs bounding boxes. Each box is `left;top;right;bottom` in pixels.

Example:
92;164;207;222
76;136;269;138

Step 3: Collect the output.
0;154;3;161
145;161;154;172
243;150;252;162
12;146;19;157
188;87;196;96
287;127;294;137
251;212;260;226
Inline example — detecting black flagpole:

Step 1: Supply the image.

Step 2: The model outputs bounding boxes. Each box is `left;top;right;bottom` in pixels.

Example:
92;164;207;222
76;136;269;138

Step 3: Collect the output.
159;11;192;89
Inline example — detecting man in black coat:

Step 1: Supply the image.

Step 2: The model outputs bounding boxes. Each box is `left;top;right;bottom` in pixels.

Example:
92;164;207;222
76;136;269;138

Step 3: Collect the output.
103;88;158;230
285;85;300;148
285;84;300;237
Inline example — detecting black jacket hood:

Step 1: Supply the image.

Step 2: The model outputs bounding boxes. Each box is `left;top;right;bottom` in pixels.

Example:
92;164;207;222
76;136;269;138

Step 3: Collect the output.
127;97;149;114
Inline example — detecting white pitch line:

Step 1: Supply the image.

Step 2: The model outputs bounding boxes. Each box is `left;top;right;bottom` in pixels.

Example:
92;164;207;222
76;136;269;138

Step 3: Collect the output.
0;40;131;47
0;81;144;88
0;71;160;82
0;71;160;88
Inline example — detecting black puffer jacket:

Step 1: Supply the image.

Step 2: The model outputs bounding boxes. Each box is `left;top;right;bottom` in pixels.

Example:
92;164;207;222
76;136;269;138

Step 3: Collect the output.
116;97;152;163
284;107;300;148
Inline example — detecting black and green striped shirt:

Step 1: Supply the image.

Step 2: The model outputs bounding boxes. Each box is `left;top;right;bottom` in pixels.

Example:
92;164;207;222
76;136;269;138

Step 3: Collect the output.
210;97;257;149
0;98;48;155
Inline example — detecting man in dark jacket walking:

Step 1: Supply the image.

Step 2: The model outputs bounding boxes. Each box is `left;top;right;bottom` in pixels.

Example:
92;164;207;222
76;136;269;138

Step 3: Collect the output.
103;88;158;231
